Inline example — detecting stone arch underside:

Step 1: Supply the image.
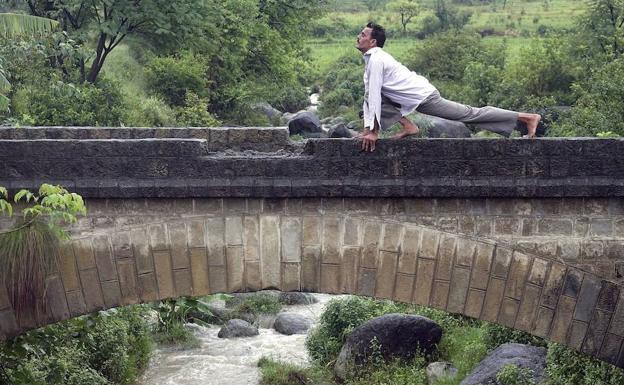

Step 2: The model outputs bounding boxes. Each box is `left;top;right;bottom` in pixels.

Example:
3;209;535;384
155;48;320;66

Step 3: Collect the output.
1;213;623;368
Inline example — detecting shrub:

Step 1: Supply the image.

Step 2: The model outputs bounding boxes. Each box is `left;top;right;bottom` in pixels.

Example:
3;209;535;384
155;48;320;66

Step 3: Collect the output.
544;343;624;385
175;92;220;127
268;85;309;113
230;293;283;318
496;364;536;385
145;52;209;107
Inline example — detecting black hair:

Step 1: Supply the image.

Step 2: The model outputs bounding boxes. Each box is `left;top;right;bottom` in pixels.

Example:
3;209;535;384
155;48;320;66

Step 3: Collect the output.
366;22;386;48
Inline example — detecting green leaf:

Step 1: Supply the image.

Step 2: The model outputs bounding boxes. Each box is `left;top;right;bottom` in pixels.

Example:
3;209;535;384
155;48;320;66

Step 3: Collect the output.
0;186;7;198
13;189;29;202
0;13;59;38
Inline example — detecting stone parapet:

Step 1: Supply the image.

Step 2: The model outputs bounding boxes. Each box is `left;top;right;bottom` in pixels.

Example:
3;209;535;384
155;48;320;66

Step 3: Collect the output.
1;127;624;198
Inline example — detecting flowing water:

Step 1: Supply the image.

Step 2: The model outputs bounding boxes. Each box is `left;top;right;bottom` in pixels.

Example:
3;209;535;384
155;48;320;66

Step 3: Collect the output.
138;293;341;385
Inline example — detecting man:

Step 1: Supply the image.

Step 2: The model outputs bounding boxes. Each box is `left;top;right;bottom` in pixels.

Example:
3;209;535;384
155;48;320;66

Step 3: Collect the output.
356;22;541;152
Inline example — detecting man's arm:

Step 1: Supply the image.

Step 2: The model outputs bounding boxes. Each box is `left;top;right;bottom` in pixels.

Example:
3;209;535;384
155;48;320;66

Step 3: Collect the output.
364;57;384;131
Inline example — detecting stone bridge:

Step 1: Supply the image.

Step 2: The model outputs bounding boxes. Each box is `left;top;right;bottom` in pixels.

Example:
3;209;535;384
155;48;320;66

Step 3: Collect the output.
1;127;624;368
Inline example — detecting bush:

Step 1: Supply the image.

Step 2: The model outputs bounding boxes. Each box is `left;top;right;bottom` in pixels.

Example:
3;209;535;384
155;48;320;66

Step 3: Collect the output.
268;85;309;113
175;92;220;127
230;293;283;317
11;77;127;126
145;52;209;107
484;323;547;350
496;364;536;385
544;343;624;385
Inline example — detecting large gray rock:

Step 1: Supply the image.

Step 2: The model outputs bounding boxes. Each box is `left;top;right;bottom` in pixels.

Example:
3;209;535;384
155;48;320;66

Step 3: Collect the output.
460;343;547;385
419;114;472;138
288;111;322;136
217;319;259;338
278;292;318;305
251;102;282;122
273;313;313;335
334;314;442;379
327;123;356;138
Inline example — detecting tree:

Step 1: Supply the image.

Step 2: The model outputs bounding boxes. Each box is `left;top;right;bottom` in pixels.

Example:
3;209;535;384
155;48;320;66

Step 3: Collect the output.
25;0;211;83
362;0;389;11
388;0;420;34
579;0;624;59
435;0;472;31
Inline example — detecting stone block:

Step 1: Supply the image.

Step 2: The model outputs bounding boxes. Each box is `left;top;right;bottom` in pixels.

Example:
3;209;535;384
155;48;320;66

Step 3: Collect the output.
606;241;624;260
420;228;439;259
281;263;301;292
482;278;506;323
558;240;581;261
188;220;206;248
190;248;210;296
494;218;522;236
260;216;280;289
608;291;624;337
341;246;360;293
117;259;139;305
138;273;159;302
375;251;398;299
65;290;87;317
281;217;302;262
209;266;227;293
227;246;244;292
381;223;403;252
244;217;259;261
538;218;573;236
585;198;610;215
194;198;223;214
79;268;105;311
465;289;486;319
302;246;321;292
589;219;613;237
73;238;96;270
568;321;589;350
431;281;450;310
303;216;321;245
0;285;10;311
563;268;583;298
550;296;577;344
492;247;513;278
597;281;620;312
357;268;376;297
149;224;169;251
499;298;520;328
101;280;122;308
398;226;420;274
582;310;612;356
225;217;243;247
536;241;558;258
59;243;80;292
476;218;492;236
322;217;341;264
574;275;602;323
505;252;531;300
394;274;415;303
112;232;133;260
515;284;541;332
245;261;262;292
581;241;604;259
153;250;175;299
130;228;153;274
361;222;382;268
207;217;225;266
574;217;590;237
173;269;192;296
471;243;494;290
343;218;361;246
533;307;555;338
169;223;190;270
455;238;476;267
447;267;470;313
528;258;549;286
321;264;341;294
542;263;566;309
44;276;70;322
459;215;476;235
598;333;624;365
435;235;456;281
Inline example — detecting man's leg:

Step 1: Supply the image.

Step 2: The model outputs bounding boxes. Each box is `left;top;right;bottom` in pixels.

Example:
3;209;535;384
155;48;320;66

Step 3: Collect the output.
416;91;541;138
392;117;419;139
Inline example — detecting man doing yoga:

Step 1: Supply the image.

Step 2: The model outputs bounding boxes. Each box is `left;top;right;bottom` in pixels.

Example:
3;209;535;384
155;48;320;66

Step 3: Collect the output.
356;22;541;152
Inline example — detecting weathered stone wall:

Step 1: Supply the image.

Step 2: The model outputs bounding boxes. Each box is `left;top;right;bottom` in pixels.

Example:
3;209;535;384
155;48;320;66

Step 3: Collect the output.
1;206;624;367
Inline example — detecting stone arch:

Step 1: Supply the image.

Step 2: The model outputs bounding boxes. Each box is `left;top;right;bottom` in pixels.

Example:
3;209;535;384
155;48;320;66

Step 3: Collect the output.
1;213;623;368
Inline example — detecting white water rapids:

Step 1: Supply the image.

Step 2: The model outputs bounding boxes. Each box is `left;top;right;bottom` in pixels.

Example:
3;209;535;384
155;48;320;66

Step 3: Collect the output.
137;294;341;385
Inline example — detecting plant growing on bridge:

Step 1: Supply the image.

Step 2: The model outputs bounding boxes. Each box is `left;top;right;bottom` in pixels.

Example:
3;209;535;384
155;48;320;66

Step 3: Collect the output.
0;184;86;318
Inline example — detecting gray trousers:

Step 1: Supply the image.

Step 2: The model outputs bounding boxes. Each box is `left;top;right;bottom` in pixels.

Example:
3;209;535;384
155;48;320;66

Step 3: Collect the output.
380;90;519;137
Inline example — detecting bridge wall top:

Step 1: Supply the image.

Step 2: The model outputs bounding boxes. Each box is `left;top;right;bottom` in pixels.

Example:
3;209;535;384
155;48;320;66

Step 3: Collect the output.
1;127;623;198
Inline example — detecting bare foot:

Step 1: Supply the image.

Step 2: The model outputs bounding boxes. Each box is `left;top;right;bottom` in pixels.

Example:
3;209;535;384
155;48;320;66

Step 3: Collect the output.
519;113;541;138
392;119;419;139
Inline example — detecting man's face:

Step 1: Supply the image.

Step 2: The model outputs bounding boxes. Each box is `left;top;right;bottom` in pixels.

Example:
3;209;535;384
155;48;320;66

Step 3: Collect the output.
356;27;376;52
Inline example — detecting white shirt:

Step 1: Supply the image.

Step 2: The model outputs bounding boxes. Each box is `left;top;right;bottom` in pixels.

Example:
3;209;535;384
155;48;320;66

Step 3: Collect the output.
363;47;437;129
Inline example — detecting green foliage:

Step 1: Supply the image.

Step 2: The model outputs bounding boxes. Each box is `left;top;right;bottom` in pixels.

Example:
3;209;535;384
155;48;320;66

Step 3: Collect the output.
496;364;536;385
576;0;624;60
345;356;428;385
152;297;213;347
257;357;323;385
0;184;86;317
544;343;624;385
228;293;283;320
388;0;421;34
0;13;59;38
175;92;220;127
145;52;209;107
318;54;363;119
483;323;547;350
0;306;153;385
268;84;310;113
11;77;127;126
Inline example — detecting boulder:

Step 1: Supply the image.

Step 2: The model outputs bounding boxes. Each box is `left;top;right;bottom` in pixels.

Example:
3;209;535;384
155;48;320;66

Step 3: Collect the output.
217;319;259;338
278;292;318;305
273;313;313;335
427;362;458;383
418;114;472;138
328;123;356;138
287;111;322;136
334;314;442;379
251;102;282;122
460;343;547;385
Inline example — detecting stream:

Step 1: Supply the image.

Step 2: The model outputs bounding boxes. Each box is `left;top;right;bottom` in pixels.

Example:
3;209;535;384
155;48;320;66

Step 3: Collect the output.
137;293;340;385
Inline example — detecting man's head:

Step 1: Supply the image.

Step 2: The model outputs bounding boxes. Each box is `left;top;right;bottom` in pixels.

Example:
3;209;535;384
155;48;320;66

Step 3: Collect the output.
356;22;386;53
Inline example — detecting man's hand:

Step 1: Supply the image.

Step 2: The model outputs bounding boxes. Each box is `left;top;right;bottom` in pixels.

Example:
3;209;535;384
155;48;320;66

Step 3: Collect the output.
360;130;378;152
356;127;371;138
